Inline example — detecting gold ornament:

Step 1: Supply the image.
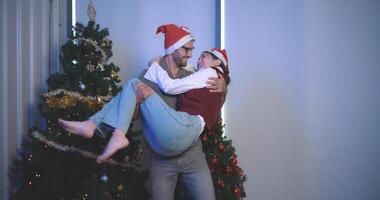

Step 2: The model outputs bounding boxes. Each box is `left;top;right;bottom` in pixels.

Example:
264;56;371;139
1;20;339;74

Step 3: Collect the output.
110;71;116;78
86;64;95;72
103;37;110;46
96;96;102;103
124;156;130;162
117;184;123;191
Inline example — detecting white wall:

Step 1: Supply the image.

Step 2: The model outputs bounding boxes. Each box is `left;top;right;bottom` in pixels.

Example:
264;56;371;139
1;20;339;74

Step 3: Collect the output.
304;1;380;200
225;1;307;199
74;1;380;200
226;0;380;200
76;0;216;82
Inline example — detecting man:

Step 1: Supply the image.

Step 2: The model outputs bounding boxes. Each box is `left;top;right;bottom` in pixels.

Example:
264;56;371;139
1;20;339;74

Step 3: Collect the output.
135;24;226;200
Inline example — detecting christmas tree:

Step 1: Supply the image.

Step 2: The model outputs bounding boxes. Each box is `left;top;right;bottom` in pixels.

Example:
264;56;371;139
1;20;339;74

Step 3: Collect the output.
9;3;148;200
175;118;247;200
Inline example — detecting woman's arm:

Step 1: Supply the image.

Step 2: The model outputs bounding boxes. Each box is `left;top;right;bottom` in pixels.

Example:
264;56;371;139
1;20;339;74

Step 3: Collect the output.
144;63;218;95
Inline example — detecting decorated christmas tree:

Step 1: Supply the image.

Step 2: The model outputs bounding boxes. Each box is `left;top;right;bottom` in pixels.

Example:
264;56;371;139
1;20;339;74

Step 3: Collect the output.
9;2;148;200
175;118;247;200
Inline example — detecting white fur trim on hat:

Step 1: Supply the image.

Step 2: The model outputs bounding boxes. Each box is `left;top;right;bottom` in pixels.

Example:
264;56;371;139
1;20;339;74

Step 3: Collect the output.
165;34;194;55
206;49;227;66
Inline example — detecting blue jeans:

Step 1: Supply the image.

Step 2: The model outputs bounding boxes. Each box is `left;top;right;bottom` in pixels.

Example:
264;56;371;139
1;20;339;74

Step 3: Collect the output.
148;140;215;200
89;78;203;156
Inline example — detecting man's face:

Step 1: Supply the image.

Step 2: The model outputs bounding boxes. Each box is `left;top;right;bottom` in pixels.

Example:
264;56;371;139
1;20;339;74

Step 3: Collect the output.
172;41;194;68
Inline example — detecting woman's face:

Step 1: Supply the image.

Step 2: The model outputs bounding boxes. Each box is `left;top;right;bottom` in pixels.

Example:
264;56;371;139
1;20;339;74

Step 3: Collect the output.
197;52;221;69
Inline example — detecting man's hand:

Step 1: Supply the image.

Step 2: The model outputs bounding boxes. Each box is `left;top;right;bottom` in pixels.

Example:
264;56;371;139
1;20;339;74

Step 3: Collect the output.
136;82;153;103
206;76;227;94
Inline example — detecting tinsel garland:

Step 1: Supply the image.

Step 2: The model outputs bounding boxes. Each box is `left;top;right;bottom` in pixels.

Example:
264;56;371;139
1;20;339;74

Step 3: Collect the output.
77;37;108;65
31;130;139;169
43;89;112;100
43;89;112;109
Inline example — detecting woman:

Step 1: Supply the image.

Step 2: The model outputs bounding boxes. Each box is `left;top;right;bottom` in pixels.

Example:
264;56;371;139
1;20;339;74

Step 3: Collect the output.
59;48;230;162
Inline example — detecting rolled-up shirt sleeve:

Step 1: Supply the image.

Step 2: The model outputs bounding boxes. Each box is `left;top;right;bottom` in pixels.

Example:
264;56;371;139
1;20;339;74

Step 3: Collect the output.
144;62;218;95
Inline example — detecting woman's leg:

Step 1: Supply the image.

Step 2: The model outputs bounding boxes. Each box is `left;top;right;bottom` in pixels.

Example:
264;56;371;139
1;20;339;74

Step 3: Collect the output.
61;78;203;159
89;91;122;126
96;128;129;163
59;79;139;162
59;78;138;138
100;78;139;133
140;93;204;156
93;78;142;162
99;78;204;156
58;119;96;138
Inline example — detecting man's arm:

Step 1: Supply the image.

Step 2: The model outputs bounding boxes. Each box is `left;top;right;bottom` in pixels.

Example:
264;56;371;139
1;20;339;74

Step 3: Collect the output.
144;63;215;95
131;70;156;121
132;81;155;120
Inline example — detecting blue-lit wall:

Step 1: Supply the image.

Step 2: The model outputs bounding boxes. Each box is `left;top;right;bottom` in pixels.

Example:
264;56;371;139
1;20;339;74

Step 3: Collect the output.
225;1;307;199
76;0;217;81
74;1;380;200
225;1;380;200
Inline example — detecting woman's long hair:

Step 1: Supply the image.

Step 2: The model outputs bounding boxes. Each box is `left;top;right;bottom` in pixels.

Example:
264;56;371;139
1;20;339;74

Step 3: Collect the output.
211;54;231;85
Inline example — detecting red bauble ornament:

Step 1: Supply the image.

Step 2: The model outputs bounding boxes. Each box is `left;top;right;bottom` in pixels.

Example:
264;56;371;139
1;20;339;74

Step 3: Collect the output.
232;186;241;197
210;156;219;165
217;179;225;188
235;167;243;177
225;166;233;175
230;157;238;166
214;139;219;145
217;118;223;125
201;134;208;141
233;153;237;158
218;143;225;151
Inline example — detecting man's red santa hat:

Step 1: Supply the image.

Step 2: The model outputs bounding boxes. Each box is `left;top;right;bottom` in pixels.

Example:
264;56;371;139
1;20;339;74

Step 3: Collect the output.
155;24;195;55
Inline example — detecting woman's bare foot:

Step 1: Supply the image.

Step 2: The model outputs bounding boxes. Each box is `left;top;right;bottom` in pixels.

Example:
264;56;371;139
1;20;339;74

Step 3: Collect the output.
58;119;96;139
96;129;129;163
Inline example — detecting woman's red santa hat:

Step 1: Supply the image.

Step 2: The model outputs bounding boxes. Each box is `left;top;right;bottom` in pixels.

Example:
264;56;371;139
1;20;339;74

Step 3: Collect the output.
155;24;195;55
206;48;228;66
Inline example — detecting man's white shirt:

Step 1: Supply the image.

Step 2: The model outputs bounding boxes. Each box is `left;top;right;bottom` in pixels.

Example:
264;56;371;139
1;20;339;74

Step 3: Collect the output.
144;62;222;95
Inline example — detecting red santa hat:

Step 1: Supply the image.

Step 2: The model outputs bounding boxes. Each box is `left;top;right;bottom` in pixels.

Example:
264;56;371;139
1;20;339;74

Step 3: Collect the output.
206;48;228;66
155;24;195;55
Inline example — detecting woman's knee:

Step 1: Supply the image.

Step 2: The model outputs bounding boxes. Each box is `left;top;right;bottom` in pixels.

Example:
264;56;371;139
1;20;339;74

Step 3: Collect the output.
124;78;140;87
